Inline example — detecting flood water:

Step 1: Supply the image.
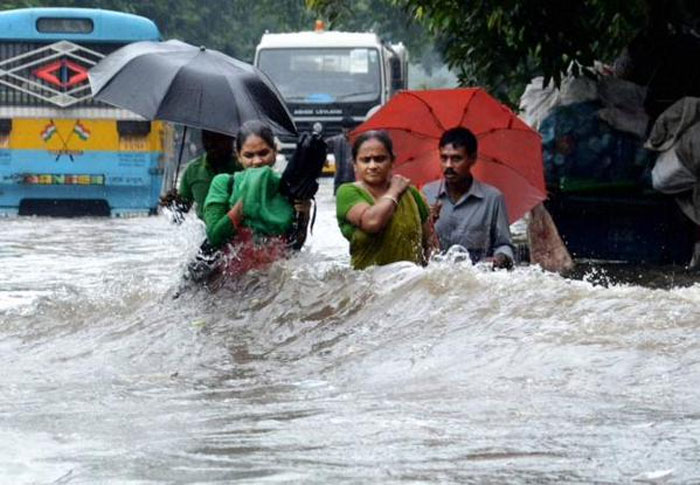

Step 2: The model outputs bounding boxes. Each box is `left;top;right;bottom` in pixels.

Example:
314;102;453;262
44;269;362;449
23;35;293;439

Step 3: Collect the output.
1;179;699;483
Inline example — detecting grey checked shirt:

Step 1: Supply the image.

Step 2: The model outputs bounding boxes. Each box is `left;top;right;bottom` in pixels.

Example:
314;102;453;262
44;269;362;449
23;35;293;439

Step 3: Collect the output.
423;179;514;262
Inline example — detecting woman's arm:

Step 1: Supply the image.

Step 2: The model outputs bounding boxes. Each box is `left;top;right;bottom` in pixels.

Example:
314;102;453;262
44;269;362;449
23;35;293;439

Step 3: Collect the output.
204;200;242;248
203;174;242;248
345;175;410;233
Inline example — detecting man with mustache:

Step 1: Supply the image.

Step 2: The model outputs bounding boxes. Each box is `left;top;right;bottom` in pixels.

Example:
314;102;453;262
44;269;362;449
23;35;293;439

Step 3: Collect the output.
422;127;514;269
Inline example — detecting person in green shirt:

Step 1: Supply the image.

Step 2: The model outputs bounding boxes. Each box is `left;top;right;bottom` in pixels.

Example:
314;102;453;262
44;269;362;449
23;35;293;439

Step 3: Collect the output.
160;129;242;220
203;120;311;278
160;130;243;288
336;130;439;270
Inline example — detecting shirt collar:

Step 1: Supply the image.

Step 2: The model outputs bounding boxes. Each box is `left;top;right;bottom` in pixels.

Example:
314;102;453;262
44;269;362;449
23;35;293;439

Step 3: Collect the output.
438;178;484;204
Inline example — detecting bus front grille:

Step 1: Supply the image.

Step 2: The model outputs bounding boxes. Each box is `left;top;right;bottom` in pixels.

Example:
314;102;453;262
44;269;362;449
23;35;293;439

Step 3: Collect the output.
19;198;110;217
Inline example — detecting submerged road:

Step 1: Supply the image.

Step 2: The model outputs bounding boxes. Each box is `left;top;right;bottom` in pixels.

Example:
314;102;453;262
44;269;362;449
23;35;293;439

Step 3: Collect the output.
1;179;699;482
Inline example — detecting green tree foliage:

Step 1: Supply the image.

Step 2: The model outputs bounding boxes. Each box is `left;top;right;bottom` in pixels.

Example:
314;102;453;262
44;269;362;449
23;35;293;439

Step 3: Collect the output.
403;0;651;106
0;0;438;72
305;0;436;69
309;0;663;106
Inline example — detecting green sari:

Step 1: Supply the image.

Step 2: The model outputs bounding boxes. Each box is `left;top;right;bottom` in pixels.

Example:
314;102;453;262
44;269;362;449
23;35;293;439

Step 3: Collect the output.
336;183;429;270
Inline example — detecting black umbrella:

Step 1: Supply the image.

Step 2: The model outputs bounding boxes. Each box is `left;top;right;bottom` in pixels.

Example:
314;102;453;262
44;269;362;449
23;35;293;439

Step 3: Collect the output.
280;131;327;250
89;39;297;189
88;39;296;137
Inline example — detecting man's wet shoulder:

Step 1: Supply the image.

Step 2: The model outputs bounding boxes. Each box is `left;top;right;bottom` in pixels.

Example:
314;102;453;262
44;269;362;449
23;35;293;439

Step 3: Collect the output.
475;180;505;200
422;180;442;202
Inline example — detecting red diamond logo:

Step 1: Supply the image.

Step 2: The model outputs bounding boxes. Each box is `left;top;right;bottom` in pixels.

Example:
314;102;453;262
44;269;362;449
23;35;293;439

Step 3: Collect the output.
34;59;88;88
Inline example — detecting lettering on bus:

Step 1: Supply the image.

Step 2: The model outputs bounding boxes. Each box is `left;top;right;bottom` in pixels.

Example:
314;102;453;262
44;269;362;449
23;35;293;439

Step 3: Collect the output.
292;108;343;116
117;152;147;167
49;150;84;157
108;176;146;185
22;174;105;185
313;108;343;115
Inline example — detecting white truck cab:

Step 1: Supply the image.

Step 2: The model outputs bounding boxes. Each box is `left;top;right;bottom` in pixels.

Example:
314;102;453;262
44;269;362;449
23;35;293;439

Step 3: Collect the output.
254;27;407;155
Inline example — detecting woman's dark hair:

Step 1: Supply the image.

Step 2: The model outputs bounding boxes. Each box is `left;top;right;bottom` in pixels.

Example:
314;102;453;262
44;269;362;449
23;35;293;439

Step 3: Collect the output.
351;130;395;162
235;120;276;153
439;126;477;158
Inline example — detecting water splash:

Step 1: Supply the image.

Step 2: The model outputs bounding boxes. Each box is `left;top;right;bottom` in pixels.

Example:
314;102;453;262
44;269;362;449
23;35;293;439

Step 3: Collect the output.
2;181;700;482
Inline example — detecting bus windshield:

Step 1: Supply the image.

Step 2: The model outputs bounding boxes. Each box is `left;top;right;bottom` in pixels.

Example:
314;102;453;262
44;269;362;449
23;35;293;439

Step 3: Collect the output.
257;47;381;103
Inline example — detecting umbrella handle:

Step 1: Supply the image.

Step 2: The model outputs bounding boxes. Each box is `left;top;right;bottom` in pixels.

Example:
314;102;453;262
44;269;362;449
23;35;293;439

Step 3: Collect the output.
172;125;188;189
287;200;314;250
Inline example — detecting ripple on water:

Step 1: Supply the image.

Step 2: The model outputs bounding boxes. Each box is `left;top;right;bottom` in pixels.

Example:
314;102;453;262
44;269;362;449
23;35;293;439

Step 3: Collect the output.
2;182;700;482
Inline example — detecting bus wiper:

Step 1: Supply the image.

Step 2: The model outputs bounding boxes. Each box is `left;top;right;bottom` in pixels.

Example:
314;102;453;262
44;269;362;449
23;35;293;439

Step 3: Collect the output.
335;90;377;100
284;91;377;102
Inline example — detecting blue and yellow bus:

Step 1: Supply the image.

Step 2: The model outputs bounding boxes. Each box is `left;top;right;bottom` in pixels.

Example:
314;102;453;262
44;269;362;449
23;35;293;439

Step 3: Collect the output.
0;8;171;216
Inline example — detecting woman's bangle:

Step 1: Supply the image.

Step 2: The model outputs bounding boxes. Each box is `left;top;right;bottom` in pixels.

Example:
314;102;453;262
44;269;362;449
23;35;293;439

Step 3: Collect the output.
380;194;399;207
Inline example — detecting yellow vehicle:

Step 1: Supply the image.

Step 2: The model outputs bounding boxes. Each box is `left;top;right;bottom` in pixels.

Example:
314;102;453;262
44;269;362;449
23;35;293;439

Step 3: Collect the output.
322;154;336;176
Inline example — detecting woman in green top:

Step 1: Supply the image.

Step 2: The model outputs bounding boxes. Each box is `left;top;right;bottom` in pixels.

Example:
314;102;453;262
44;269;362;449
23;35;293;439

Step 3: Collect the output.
203;120;310;276
336;130;438;269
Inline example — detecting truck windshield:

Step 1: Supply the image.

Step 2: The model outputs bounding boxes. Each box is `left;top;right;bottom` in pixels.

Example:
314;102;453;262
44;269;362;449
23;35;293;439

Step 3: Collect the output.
257;48;381;103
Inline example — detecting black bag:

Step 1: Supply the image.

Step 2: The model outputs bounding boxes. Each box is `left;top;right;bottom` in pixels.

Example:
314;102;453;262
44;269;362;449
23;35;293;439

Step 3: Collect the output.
280;132;327;201
279;132;327;249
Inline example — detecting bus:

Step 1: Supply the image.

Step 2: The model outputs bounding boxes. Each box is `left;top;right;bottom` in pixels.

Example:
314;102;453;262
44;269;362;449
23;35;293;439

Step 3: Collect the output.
0;8;171;217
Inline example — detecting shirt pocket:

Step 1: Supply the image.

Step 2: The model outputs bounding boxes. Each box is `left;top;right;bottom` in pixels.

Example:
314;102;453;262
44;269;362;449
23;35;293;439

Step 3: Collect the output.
461;224;489;251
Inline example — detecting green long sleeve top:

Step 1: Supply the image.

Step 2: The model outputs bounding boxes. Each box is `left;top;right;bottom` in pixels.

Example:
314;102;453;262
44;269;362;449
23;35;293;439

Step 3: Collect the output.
178;154;242;220
203;174;237;247
203;168;294;248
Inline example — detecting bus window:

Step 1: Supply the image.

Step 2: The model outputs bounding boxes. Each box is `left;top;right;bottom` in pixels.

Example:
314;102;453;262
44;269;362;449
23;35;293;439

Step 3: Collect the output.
0;118;9;148
117;120;151;137
36;17;94;34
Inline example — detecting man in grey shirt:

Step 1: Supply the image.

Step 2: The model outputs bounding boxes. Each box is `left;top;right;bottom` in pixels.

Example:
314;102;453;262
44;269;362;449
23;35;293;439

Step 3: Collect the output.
422;127;514;268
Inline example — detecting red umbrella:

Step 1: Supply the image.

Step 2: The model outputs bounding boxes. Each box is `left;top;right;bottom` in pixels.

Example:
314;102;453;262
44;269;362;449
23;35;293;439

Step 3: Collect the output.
351;88;546;223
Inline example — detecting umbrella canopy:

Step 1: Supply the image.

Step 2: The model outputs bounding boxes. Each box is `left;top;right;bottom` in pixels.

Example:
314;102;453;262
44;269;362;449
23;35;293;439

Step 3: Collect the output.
89;39;296;137
352;88;546;222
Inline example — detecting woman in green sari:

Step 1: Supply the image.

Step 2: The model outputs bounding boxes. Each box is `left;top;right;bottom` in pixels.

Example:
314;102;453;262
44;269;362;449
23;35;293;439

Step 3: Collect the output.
336;130;438;269
203;121;310;277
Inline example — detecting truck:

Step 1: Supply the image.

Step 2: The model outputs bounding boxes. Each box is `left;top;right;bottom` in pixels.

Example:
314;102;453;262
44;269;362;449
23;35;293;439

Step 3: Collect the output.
254;25;408;164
